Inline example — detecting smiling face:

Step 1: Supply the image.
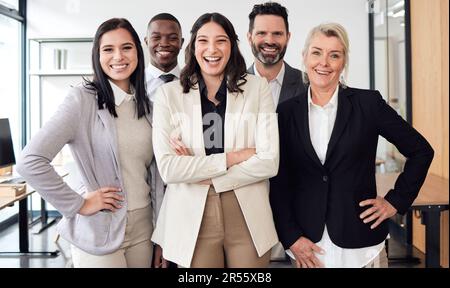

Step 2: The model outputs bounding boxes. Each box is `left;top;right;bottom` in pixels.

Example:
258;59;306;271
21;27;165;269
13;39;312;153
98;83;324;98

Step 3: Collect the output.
99;28;138;92
194;21;231;81
303;32;345;92
145;19;183;72
248;14;290;66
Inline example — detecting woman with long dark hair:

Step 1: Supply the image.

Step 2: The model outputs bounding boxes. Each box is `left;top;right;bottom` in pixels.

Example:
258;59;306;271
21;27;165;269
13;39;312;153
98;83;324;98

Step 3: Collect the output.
17;18;162;267
151;13;279;268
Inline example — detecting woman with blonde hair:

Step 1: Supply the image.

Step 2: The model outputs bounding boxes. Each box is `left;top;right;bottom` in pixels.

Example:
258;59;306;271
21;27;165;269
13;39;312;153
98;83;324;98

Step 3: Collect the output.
270;22;434;268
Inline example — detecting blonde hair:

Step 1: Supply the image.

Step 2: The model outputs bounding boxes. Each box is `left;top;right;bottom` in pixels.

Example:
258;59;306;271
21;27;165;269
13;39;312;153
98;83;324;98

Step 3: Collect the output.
302;23;349;88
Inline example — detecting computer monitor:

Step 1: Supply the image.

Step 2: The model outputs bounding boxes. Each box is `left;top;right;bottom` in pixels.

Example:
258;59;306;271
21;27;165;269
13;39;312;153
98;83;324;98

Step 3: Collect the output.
0;118;16;169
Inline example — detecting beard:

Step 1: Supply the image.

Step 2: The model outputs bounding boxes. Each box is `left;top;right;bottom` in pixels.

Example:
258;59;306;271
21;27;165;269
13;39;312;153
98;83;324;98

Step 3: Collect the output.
251;42;287;66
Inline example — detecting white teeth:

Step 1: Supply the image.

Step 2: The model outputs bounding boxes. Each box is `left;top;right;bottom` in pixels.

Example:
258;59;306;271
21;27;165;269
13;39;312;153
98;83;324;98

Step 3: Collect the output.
111;64;127;69
262;47;276;52
204;56;220;62
316;70;331;75
158;51;171;56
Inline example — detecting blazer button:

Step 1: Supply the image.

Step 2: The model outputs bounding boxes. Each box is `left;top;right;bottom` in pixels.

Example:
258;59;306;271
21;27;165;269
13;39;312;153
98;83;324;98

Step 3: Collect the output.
323;176;328;182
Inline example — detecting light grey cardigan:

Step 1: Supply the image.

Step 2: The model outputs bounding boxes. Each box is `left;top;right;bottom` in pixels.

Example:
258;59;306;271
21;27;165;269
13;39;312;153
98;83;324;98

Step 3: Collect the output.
16;84;164;255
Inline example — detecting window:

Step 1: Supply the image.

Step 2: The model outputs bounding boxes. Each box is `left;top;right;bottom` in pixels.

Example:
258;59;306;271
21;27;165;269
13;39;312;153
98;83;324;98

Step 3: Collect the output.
0;0;18;10
0;0;24;225
0;13;21;160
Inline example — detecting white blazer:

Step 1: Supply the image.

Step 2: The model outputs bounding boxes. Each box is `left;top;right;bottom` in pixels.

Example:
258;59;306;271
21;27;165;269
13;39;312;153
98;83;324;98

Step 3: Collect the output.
151;74;279;267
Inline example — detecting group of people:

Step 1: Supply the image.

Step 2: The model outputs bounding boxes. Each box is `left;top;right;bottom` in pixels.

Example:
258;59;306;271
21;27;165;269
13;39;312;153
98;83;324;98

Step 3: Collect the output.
16;2;434;268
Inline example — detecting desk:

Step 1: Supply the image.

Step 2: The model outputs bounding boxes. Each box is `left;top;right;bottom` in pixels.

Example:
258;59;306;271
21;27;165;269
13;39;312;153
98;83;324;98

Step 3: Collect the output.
377;173;449;268
0;167;67;257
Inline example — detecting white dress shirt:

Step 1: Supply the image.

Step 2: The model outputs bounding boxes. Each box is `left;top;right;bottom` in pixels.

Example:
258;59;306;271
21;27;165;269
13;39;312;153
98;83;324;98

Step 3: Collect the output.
145;64;180;102
109;79;135;106
254;62;285;107
286;85;385;268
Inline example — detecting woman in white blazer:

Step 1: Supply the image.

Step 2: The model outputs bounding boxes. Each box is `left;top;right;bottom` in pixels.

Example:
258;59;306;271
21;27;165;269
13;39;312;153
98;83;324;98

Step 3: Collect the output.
17;18;163;268
151;13;279;268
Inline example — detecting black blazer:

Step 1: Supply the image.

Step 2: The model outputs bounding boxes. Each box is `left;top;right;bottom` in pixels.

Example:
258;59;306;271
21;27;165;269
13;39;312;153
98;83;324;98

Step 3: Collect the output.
270;86;434;250
247;61;306;110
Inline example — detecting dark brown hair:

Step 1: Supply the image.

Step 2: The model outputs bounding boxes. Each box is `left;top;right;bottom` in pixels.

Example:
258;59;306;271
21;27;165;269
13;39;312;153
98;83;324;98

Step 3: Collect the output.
248;2;289;33
180;13;247;94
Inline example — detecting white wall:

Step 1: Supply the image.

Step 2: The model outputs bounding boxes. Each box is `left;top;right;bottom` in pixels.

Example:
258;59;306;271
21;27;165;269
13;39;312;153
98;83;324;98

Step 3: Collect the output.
28;0;370;88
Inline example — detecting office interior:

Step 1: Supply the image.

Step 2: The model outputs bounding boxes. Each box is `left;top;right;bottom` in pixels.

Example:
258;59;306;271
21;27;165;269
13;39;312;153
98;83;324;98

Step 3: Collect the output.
0;0;448;268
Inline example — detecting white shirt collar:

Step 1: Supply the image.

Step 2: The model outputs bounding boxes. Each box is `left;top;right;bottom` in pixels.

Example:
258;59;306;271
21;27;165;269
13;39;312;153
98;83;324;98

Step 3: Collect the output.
308;84;339;110
145;63;181;80
108;80;135;106
254;62;285;86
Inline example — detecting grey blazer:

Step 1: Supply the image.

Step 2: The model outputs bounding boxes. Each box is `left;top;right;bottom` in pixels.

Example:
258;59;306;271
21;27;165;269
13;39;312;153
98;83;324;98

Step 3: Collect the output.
247;61;306;110
16;84;164;255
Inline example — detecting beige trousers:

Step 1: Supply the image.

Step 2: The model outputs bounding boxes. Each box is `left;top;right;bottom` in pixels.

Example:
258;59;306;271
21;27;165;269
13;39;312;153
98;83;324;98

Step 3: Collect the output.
189;187;270;268
71;205;153;268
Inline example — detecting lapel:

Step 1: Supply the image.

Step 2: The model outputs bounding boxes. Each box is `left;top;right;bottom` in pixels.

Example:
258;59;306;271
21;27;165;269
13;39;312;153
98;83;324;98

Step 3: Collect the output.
279;63;298;106
247;64;255;75
97;108;120;170
183;85;206;156
145;102;153;126
225;86;245;151
324;86;353;165
293;91;323;168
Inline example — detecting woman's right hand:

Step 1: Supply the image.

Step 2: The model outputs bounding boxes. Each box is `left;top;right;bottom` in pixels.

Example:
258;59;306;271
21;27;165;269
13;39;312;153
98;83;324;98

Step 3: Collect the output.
290;236;325;268
226;148;256;168
78;187;123;216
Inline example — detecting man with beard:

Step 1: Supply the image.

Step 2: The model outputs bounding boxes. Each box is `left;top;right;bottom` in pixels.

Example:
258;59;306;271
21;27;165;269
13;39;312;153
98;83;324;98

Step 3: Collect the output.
144;13;184;268
247;2;306;110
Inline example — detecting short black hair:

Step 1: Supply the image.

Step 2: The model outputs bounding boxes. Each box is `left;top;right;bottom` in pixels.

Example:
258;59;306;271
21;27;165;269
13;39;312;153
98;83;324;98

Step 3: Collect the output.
148;13;182;31
248;2;289;33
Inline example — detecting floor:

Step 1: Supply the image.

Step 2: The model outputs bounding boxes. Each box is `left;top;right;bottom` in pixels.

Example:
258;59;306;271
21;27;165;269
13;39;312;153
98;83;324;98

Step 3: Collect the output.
0;217;72;268
0;217;425;268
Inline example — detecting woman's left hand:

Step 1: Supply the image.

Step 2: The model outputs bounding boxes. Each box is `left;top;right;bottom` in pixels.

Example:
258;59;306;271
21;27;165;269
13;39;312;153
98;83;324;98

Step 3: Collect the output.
169;136;211;186
197;179;212;185
359;196;397;229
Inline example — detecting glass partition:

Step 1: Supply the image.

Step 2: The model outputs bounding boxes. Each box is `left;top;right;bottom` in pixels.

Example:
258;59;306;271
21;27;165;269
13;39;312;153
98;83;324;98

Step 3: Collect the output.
371;0;410;174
